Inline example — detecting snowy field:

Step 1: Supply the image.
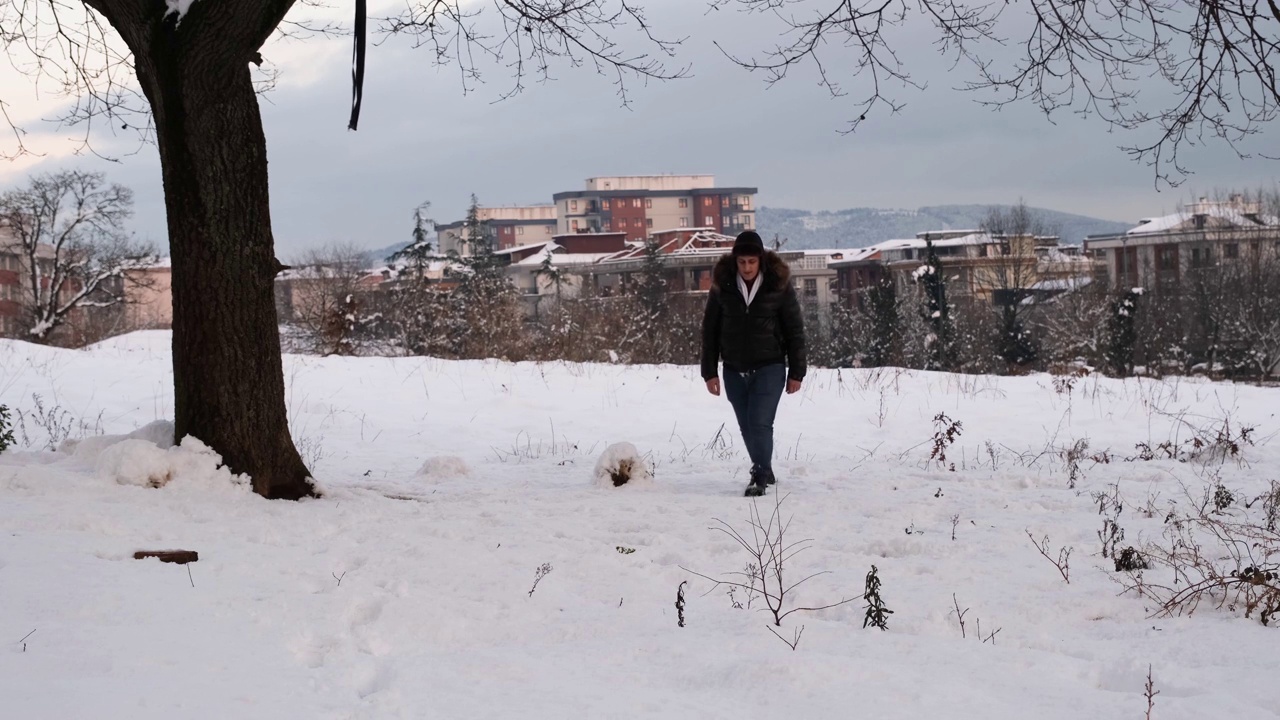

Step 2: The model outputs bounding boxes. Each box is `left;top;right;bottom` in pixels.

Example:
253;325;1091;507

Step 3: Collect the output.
2;331;1278;719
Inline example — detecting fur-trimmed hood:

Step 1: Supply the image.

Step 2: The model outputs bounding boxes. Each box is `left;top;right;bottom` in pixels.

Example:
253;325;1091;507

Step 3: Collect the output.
712;251;792;293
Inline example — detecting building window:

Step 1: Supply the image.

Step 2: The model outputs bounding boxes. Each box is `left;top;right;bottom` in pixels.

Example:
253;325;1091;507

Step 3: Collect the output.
632;198;642;208
1191;247;1212;268
803;278;817;297
679;218;689;227
1117;247;1138;286
721;196;730;208
1156;245;1177;272
678;198;689;209
645;198;652;209
703;197;713;206
630;218;640;228
603;221;611;231
739;196;752;210
742;216;753;229
601;199;610;211
1224;243;1239;259
704;216;715;226
570;200;578;211
517;226;525;235
571;220;580;231
646;218;653;228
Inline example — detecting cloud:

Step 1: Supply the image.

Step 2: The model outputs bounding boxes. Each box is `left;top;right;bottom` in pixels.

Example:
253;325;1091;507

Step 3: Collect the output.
1;0;1276;255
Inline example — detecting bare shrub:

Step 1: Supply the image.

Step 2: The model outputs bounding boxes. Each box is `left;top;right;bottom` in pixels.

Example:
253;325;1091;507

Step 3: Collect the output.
929;412;963;470
0;405;14;453
1126;410;1255;467
281;243;375;356
1026;530;1072;583
1126;498;1280;625
14;393;104;450
951;593;1003;644
527;562;553;598
862;565;894;631
683;494;858;628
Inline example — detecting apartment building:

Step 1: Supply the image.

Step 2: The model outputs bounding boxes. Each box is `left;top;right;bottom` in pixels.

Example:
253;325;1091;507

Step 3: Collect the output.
831;230;1094;309
552;175;757;242
0;224;57;338
436;204;558;255
1084;196;1280;290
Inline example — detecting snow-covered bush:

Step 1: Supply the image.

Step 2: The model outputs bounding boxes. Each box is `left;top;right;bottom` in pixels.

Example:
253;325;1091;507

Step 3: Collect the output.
416;455;472;482
593;442;652;488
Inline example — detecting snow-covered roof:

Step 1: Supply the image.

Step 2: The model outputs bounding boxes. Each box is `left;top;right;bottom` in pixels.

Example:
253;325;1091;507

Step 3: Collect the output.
1038;248;1093;264
1028;276;1093;292
493;240;555;257
827;232;1026;269
930;232;996;248
1128;205;1280;235
363;258;455;282
510;243;617;268
596;230;739;264
839;247;881;263
884;233;995;250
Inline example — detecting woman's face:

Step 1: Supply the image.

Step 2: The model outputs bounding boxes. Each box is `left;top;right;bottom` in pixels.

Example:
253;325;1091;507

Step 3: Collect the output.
736;254;760;282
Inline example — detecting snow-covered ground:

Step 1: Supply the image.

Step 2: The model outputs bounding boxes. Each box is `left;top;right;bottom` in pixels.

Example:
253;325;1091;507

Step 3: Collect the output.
2;331;1277;719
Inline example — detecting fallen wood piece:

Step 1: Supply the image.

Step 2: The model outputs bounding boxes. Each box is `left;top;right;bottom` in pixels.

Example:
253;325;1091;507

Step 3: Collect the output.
133;550;199;564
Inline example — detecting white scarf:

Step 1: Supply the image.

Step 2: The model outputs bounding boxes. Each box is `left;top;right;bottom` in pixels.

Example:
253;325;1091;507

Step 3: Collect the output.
736;272;762;308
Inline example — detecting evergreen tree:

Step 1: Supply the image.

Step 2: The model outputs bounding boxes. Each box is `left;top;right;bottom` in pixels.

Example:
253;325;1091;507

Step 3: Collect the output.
631;238;669;318
865;274;900;367
1105;289;1142;376
995;304;1039;368
450;194;525;359
535;249;566;298
389;201;437;279
915;237;955;370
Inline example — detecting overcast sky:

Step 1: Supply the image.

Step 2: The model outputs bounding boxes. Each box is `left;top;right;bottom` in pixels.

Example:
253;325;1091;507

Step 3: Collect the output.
2;0;1277;258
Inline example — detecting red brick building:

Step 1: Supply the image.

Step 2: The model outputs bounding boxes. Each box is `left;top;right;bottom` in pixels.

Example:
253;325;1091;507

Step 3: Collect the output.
553;176;757;242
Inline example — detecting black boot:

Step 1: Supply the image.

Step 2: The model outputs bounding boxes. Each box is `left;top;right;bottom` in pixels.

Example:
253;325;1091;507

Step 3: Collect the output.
751;466;777;486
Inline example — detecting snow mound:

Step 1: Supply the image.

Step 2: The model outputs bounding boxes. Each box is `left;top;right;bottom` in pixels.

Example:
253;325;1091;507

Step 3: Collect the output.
416;455;471;481
95;435;248;490
62;420;176;459
593;442;653;488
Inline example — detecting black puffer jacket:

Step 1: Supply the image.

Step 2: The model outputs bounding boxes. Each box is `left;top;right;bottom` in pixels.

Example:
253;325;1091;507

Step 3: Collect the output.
700;251;807;381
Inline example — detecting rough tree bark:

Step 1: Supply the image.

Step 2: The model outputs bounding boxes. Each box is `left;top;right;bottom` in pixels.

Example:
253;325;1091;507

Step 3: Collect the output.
85;0;314;499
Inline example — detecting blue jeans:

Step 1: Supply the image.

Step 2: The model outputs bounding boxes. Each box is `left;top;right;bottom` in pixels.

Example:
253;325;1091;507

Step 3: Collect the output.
723;363;786;480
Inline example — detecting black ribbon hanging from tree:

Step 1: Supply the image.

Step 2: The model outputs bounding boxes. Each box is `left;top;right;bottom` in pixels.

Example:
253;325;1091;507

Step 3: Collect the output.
348;0;367;130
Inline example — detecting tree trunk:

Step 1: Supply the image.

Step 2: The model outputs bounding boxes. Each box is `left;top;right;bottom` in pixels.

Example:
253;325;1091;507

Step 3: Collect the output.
134;42;314;500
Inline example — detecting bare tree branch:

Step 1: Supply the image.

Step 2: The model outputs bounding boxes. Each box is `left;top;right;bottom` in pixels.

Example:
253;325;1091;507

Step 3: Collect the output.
0;169;154;342
714;0;1279;184
378;0;689;105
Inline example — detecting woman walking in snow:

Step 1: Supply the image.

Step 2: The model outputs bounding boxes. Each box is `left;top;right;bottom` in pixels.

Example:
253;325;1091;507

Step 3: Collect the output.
701;230;807;497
